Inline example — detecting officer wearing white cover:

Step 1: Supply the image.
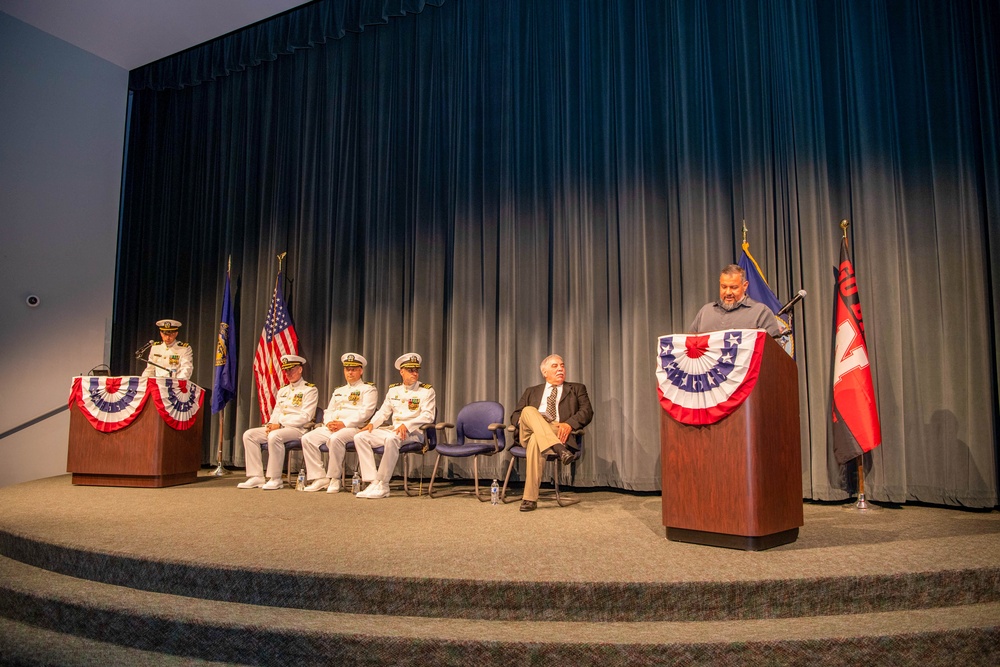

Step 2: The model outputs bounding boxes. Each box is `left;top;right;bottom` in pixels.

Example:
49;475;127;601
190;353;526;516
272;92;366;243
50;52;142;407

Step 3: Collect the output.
353;353;435;499
300;353;378;493
238;354;319;490
141;319;193;379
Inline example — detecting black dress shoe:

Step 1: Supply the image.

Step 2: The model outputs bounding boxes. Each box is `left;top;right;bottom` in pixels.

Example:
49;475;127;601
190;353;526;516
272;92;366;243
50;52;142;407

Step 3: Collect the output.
519;500;537;512
558;448;575;465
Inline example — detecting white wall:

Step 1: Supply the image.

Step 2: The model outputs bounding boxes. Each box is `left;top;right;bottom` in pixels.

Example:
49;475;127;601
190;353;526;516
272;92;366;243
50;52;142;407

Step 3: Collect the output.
0;12;127;487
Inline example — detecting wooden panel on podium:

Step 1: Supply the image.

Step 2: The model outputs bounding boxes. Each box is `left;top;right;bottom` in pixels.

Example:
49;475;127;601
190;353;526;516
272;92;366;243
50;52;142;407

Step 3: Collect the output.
67;401;203;488
660;335;803;550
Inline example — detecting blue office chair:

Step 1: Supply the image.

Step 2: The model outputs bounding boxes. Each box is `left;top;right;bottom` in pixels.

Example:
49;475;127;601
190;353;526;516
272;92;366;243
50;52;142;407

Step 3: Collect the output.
427;401;506;500
500;426;585;506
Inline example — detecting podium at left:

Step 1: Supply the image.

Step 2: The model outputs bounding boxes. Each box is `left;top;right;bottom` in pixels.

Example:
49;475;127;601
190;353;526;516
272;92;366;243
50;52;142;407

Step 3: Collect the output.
66;376;205;487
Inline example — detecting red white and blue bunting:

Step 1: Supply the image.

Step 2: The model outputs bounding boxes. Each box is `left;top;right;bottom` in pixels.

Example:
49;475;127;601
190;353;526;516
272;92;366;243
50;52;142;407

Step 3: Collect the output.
69;377;204;432
655;329;766;425
148;379;204;430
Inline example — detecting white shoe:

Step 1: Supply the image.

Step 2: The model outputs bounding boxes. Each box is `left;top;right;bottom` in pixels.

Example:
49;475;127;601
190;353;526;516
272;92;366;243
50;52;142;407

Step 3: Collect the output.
237;476;266;489
304;478;330;492
262;478;284;490
358;480;389;499
326;479;341;494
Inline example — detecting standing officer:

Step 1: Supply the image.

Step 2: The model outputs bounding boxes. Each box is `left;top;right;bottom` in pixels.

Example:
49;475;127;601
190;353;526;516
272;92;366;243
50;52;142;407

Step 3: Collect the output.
238;354;319;490
353;353;435;499
141;319;193;379
300;353;378;493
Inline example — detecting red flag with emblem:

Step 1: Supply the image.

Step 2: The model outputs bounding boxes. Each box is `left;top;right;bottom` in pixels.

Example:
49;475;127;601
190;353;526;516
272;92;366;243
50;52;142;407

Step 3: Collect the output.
830;237;882;465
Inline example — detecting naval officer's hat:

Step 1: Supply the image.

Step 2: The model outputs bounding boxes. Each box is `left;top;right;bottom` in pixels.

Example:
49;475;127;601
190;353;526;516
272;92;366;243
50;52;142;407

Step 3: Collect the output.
280;354;307;370
156;319;181;332
341;353;367;368
394;352;422;370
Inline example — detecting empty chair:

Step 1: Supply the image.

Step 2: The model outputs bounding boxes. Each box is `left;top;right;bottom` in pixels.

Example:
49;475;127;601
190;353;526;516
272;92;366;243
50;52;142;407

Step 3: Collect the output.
427;401;506;500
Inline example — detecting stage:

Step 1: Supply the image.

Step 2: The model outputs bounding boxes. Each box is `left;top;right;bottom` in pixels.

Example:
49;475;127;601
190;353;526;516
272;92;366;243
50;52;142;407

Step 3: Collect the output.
0;473;998;665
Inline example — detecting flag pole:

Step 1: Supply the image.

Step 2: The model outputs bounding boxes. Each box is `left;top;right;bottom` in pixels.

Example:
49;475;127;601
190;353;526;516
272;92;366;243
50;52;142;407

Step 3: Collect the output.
211;255;234;476
210;411;230;476
841;219;877;512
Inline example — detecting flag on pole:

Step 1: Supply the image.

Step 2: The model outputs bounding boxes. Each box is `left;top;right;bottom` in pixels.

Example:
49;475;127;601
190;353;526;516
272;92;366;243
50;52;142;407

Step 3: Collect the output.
738;239;793;355
830;237;881;465
252;270;298;422
211;261;237;414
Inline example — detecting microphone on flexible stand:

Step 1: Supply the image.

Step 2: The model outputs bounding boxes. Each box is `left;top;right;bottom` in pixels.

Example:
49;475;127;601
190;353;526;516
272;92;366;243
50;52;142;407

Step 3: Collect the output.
776;289;807;317
134;340;154;360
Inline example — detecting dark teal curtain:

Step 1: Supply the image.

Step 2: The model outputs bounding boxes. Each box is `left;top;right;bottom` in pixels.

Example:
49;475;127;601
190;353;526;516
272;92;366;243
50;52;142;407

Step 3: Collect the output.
114;0;1000;506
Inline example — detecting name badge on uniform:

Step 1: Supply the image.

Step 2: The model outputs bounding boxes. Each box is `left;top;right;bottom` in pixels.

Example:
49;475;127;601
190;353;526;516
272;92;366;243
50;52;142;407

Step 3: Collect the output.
349;390;360;405
408;397;420;410
292;393;303;407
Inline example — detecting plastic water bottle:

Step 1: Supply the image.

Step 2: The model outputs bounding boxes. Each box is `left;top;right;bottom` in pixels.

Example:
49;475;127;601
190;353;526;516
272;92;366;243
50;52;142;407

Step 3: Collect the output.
490;479;499;505
351;471;361;495
296;469;305;491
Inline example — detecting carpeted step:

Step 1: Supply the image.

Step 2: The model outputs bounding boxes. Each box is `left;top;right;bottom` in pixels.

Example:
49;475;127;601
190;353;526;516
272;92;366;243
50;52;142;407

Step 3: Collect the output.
3;529;999;623
1;554;998;666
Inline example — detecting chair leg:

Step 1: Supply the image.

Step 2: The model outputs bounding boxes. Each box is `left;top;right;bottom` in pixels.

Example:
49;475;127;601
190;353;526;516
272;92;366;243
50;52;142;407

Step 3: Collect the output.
550;459;580;507
472;456;487;502
427;453;442;498
403;452;425;497
500;456;520;503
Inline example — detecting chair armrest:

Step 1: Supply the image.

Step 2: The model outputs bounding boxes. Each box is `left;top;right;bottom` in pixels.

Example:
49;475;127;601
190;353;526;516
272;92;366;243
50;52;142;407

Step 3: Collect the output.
434;422;455;430
418;423;439;432
487;422;506;431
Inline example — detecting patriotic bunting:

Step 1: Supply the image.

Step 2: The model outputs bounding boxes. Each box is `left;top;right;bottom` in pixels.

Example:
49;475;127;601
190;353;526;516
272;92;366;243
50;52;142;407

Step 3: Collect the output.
69;377;204;432
655;329;767;425
149;379;205;430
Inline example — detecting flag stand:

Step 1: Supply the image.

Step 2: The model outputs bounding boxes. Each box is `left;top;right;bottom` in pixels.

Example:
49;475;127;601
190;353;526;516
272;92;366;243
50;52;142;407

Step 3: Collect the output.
209;411;231;476
847;455;879;512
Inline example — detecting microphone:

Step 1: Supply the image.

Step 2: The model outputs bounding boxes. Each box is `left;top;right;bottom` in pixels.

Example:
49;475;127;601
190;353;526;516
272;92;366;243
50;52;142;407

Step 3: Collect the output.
134;340;154;359
776;289;807;316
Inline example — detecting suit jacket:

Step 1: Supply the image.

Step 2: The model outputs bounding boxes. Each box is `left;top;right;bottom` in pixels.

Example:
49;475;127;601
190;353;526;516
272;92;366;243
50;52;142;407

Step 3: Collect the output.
510;381;594;449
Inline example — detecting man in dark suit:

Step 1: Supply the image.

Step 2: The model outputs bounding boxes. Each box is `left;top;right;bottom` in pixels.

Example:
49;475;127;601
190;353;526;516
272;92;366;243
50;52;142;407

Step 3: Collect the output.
510;354;594;512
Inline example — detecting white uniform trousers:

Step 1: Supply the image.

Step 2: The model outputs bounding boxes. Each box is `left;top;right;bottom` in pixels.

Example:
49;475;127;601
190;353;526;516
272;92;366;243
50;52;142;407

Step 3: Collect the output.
517;406;562;502
301;426;359;481
353;427;421;484
242;426;303;479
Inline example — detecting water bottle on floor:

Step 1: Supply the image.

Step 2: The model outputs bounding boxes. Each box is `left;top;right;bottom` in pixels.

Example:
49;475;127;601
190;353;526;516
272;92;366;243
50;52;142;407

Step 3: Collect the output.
296;469;305;491
490;479;499;505
352;471;361;495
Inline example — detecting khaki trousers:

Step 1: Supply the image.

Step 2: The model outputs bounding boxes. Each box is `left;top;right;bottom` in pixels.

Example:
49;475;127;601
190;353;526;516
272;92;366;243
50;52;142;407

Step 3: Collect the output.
518;406;561;502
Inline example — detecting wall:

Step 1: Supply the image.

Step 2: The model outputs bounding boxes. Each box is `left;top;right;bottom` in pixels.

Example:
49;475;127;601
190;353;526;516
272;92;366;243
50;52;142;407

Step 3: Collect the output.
0;12;127;487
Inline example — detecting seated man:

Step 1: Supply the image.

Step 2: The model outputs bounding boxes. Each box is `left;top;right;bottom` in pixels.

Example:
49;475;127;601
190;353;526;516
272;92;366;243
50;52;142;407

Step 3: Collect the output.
510;354;594;512
238;354;319;490
688;264;783;336
141;319;193;379
353;353;435;499
301;353;378;493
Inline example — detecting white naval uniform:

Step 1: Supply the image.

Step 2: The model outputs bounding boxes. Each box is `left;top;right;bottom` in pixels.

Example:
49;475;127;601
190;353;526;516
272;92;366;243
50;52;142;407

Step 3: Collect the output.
141;341;194;379
301;380;378;481
353;381;435;483
242;379;319;479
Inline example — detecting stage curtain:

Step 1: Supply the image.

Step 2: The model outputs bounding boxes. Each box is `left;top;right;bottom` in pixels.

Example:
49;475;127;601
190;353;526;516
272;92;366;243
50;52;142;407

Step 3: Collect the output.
114;0;1000;506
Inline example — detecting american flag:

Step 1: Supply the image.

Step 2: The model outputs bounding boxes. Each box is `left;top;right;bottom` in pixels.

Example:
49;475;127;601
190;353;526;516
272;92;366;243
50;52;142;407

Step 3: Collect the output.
252;271;298;422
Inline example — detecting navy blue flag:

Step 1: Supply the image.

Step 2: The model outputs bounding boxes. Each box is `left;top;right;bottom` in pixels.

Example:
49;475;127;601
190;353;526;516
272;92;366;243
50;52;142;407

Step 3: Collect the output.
738;240;794;356
211;265;237;413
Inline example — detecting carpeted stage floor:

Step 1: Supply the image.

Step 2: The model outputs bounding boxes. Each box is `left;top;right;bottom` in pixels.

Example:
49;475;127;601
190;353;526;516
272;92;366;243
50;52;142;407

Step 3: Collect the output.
0;472;998;665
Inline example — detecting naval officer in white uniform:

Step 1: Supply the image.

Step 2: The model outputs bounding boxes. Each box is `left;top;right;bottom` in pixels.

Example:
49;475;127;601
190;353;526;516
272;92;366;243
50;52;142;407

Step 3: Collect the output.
141;319;193;379
353;353;435;499
238;354;319;490
301;353;378;493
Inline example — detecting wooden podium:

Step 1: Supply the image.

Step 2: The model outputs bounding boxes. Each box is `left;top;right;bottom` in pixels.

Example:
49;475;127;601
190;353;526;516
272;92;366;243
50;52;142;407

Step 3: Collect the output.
67;381;204;488
660;334;803;550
